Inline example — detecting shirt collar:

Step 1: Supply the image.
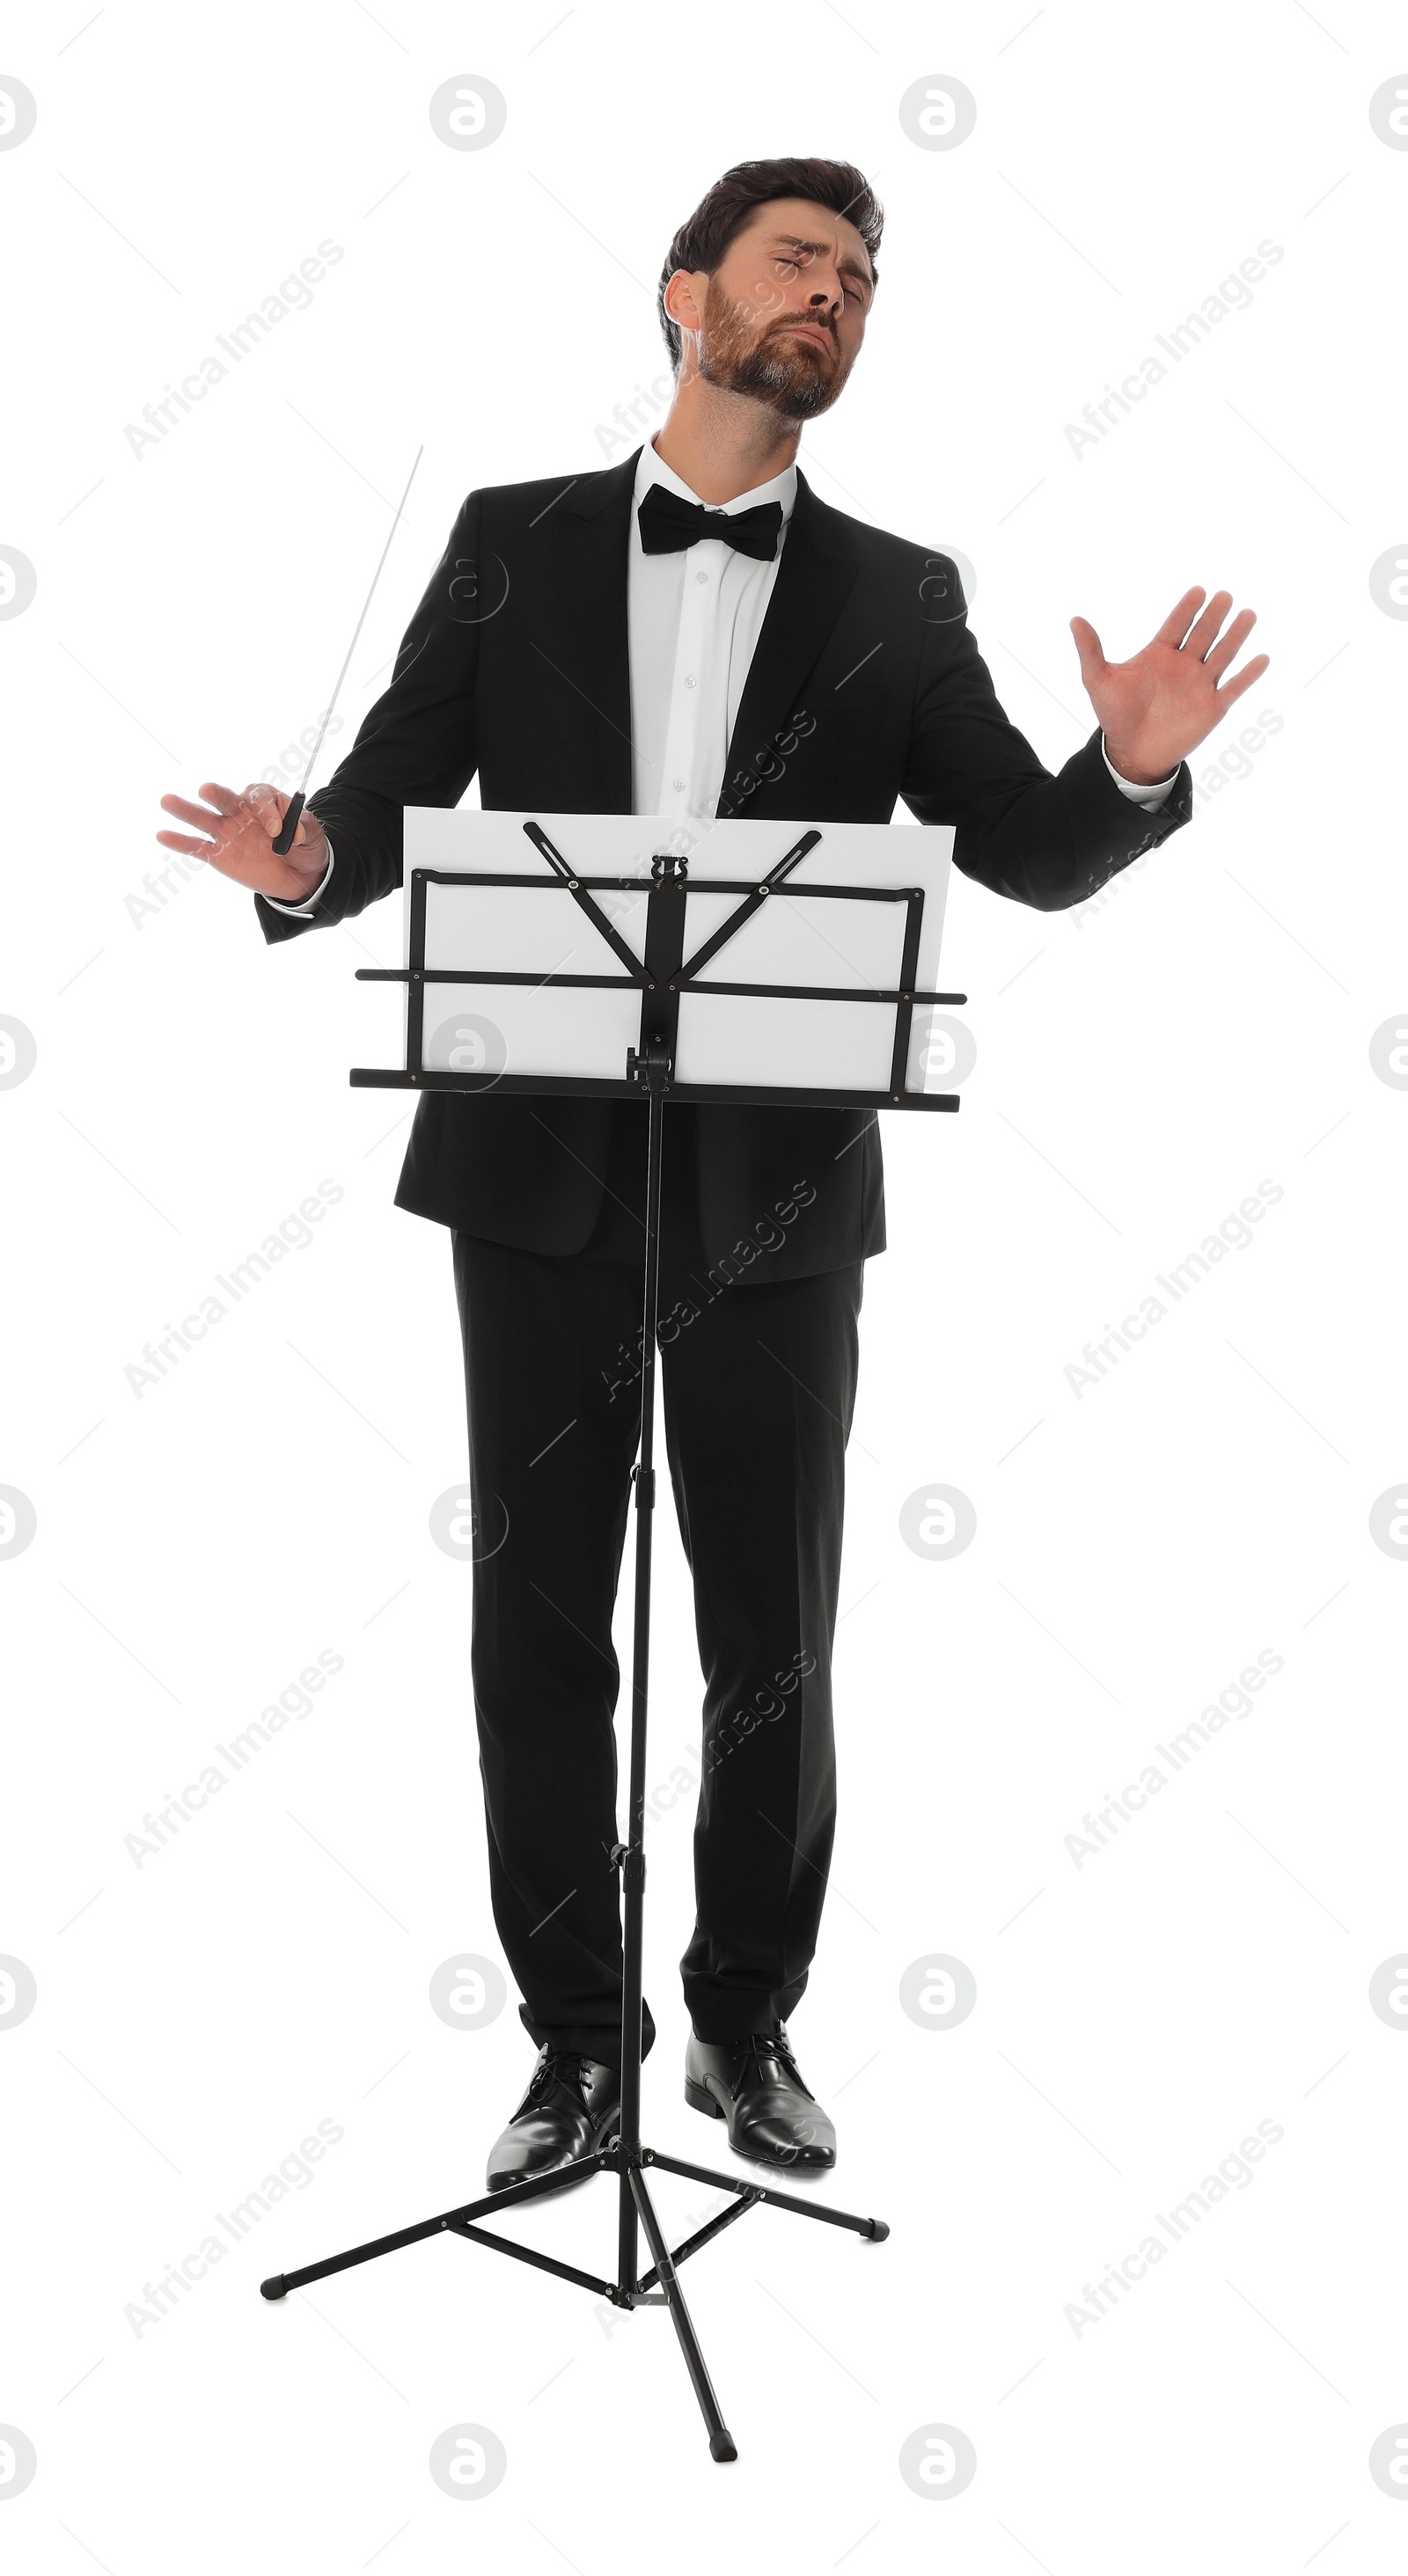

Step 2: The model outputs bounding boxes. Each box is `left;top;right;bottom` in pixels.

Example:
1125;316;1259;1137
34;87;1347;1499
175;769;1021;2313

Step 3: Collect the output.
634;435;797;524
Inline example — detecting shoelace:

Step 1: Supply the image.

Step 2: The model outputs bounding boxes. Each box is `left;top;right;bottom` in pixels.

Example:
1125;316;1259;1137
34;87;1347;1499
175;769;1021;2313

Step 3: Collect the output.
522;2047;590;2109
728;2030;815;2104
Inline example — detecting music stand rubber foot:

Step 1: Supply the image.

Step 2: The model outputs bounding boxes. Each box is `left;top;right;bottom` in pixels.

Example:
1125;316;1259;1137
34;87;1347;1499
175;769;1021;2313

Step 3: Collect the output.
260;2275;289;2301
866;2221;890;2242
710;2430;738;2463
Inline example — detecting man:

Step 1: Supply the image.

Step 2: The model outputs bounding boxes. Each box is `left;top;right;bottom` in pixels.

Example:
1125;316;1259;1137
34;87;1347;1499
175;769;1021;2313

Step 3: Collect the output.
158;156;1267;2189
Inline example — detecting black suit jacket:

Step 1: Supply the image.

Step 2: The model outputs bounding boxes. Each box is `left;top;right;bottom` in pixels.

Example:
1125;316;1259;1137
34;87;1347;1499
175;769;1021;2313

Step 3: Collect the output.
256;450;1192;1274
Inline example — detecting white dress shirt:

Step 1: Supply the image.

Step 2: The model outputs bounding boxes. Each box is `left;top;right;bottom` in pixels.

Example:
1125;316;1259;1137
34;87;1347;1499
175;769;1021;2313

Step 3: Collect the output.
627;440;797;822
267;437;1176;915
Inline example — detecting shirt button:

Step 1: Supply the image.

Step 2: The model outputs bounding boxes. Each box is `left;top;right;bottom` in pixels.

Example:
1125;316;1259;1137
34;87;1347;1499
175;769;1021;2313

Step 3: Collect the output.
695;570;709;584
683;674;696;688
672;779;686;792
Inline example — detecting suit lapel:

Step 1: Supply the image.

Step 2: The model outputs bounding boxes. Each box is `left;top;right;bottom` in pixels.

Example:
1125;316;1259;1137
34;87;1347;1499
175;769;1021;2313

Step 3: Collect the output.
539;451;641;811
717;469;860;815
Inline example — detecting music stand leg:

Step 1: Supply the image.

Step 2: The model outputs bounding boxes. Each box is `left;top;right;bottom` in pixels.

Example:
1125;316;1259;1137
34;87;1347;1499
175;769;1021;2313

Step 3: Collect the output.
630;2164;737;2463
258;2149;614;2302
642;2148;890;2242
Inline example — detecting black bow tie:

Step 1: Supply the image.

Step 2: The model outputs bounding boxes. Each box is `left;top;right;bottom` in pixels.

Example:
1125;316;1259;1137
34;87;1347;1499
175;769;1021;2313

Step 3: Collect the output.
637;484;784;562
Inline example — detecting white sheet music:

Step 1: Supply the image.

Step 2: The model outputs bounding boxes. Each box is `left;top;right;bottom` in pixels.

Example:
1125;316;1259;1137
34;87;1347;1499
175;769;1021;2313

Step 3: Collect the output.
400;809;956;1096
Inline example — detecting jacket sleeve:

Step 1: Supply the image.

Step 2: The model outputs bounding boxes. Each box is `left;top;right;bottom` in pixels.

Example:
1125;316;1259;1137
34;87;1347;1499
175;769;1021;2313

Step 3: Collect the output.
898;560;1192;913
254;488;484;945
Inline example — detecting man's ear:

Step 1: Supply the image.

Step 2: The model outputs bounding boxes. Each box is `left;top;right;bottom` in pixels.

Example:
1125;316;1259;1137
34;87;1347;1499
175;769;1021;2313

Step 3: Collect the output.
664;267;706;340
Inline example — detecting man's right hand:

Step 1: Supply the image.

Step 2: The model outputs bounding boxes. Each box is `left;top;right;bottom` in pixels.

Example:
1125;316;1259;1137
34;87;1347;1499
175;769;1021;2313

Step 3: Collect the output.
156;781;330;904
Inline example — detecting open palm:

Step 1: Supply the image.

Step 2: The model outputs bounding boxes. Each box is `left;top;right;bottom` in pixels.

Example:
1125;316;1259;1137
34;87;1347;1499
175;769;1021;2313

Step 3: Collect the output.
1071;587;1269;786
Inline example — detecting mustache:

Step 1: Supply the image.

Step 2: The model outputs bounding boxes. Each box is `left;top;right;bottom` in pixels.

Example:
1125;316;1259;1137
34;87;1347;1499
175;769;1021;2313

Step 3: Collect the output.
767;314;838;354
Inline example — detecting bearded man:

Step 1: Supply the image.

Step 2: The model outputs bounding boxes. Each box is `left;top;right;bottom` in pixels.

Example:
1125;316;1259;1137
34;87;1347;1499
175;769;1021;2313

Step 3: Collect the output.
158;157;1265;2189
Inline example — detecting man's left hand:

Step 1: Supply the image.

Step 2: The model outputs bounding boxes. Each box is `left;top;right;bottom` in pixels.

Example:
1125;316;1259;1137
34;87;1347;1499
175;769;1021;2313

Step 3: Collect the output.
1070;586;1270;786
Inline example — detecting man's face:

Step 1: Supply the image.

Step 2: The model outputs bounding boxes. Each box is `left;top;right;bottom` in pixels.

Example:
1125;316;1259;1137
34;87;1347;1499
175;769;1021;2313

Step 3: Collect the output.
675;196;876;420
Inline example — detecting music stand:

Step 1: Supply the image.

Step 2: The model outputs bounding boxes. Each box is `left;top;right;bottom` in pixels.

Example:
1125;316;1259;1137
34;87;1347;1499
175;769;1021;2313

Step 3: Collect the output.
259;808;965;2463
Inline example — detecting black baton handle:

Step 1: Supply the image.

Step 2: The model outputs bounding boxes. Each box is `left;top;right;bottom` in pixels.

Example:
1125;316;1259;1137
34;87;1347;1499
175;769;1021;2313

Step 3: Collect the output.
271;790;306;859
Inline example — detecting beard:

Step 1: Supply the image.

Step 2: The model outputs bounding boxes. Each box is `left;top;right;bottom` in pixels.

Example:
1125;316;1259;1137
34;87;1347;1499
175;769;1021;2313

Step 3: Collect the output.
694;275;851;420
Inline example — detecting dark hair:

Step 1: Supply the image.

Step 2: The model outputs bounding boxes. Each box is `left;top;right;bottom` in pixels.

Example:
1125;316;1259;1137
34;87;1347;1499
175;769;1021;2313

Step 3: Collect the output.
656;157;883;374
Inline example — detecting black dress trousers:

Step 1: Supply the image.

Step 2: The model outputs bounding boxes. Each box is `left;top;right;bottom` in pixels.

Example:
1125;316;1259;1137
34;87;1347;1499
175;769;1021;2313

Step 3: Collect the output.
451;1100;862;2066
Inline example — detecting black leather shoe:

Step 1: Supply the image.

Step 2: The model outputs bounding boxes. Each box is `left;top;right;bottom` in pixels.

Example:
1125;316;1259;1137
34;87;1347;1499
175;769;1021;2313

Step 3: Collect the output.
684;2019;836;2171
486;2046;621;2193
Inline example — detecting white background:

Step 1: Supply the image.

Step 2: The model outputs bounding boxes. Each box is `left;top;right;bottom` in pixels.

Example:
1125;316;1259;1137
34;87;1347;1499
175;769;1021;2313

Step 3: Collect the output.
3;2;1406;2567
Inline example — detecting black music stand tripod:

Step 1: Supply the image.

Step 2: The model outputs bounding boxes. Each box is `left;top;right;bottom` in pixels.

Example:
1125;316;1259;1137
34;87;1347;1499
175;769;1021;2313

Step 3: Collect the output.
259;826;963;2463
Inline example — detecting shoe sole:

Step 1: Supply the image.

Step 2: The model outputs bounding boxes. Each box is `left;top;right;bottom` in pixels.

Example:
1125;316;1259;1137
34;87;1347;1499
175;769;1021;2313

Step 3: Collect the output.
684;2075;725;2119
